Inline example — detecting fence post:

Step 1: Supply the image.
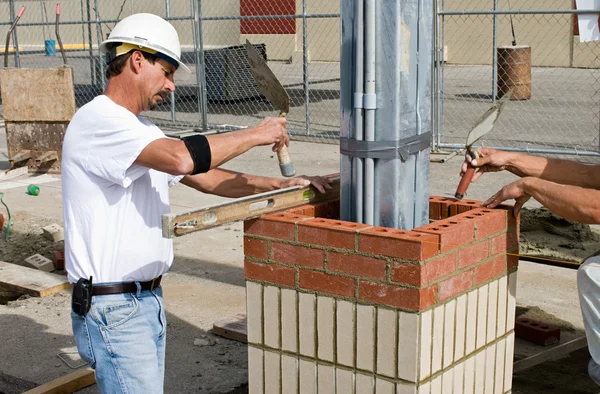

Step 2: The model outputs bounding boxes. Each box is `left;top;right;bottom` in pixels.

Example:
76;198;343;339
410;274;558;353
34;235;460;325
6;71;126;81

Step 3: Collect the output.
302;0;310;135
432;0;439;151
193;0;208;131
492;0;498;103
94;0;106;90
165;0;176;121
85;0;95;86
8;0;21;68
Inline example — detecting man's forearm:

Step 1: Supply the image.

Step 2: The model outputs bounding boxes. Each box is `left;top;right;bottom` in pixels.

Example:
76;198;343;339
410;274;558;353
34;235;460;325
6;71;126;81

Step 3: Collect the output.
521;177;600;224
181;169;282;198
508;153;600;188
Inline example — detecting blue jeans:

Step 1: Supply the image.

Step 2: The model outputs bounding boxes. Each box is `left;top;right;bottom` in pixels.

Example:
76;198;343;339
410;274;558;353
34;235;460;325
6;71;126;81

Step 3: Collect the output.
71;285;167;394
578;258;600;387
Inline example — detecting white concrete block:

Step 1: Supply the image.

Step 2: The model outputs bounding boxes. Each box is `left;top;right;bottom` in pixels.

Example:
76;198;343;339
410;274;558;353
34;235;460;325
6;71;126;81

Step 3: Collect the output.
465;290;478;355
356;304;376;372
507;272;518;332
299;359;317;394
418;381;431;394
377;307;398;378
282;354;298;394
476;285;488;349
453;361;465;394
248;346;263;394
430;375;442;394
474;350;486;394
504;333;515;391
464;355;475;394
497;276;508;338
246;282;263;345
317;296;335;362
442;368;453;391
24;253;54;272
317;364;335;394
375;378;395;394
454;294;467;361
335;368;354;394
336;300;355;368
264;350;280;393
419;309;433;380
281;289;298;352
397;382;417;394
432;305;444;375
495;339;506;394
443;300;456;368
355;373;374;394
263;286;280;349
398;311;420;382
484;346;496;394
42;223;64;242
299;292;316;357
487;281;499;343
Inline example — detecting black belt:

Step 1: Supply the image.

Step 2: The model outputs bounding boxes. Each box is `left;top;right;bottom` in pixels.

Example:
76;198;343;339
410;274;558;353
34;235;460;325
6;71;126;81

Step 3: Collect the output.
92;276;162;296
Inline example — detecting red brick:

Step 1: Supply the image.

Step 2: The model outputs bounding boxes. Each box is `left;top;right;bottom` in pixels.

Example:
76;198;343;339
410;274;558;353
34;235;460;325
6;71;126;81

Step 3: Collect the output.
244;212;311;240
244;259;295;287
328;252;387;279
507;248;519;271
289;206;315;217
449;199;481;216
299;269;355;297
53;250;65;270
474;256;506;284
515;318;560;346
414;218;475;253
359;227;439;261
312;200;340;219
298;218;371;250
458;241;490;269
439;270;473;301
391;253;457;286
244;237;268;259
358;281;437;310
429;196;444;220
271;242;325;268
429;196;456;219
491;231;519;255
497;204;520;229
456;208;507;240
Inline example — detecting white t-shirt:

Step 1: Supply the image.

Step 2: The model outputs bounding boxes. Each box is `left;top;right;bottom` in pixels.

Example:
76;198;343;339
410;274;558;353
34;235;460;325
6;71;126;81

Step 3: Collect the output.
62;95;181;284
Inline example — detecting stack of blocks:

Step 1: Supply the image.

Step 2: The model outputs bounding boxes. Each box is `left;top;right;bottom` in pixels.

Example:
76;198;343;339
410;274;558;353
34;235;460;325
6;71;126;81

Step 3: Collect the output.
244;196;519;394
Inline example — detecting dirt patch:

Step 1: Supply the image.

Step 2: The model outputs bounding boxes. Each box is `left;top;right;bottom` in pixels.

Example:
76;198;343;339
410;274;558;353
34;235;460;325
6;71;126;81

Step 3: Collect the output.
516;305;577;333
519;208;600;263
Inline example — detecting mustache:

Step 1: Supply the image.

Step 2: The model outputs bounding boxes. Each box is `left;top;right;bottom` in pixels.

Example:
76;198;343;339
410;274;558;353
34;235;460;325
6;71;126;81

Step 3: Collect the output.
157;91;170;100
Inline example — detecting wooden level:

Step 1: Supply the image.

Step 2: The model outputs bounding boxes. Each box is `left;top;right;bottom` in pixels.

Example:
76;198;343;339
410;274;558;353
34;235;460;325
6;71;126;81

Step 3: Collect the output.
162;176;340;238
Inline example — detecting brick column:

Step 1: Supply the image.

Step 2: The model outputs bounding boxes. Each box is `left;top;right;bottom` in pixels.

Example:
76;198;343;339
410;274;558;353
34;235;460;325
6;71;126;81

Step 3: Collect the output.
244;197;519;394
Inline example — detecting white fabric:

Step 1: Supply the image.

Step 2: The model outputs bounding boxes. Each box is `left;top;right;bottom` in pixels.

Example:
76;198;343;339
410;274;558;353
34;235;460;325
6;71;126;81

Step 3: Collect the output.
62;95;180;284
578;257;600;387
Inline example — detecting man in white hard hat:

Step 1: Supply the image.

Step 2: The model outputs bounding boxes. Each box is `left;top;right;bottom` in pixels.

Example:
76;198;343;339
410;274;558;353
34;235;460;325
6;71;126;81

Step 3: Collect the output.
62;13;330;393
461;147;600;387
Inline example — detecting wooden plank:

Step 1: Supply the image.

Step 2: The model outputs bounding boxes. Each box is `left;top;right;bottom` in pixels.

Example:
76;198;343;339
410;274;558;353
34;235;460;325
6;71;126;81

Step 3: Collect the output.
0;166;28;181
162;175;340;238
0;261;71;297
212;313;248;343
23;368;95;394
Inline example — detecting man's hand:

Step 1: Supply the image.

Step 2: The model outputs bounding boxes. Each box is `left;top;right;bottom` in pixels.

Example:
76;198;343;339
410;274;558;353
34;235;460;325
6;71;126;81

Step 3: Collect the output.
253;117;290;152
461;147;514;182
279;175;333;193
482;177;532;216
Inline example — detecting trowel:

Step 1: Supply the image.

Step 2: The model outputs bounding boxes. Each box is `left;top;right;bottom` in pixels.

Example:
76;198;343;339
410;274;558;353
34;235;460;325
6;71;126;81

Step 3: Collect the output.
455;89;513;199
245;40;295;177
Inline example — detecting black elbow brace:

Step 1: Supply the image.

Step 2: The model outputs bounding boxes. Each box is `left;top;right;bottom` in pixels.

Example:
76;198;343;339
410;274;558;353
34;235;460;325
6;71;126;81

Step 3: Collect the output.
182;134;212;175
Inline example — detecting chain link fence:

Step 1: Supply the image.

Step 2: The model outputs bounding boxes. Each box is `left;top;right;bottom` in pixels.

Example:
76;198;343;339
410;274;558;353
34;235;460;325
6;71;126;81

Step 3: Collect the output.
2;1;600;155
434;1;600;157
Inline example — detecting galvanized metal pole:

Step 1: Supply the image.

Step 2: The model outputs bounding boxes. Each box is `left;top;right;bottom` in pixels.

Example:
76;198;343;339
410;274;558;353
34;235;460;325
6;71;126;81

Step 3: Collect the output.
363;0;376;225
197;0;208;131
94;0;105;90
353;0;365;223
440;0;446;146
492;0;498;103
302;0;311;135
8;0;21;68
191;0;203;128
432;0;439;151
165;0;176;121
86;0;95;86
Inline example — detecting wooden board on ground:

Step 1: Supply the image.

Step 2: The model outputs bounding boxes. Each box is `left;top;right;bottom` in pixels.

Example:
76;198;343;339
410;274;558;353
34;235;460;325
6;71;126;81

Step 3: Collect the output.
22;368;95;394
0;261;71;297
212;313;248;343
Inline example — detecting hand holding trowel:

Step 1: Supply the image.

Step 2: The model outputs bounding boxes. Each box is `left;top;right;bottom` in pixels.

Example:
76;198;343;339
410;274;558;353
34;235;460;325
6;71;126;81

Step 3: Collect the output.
245;40;295;177
455;89;513;199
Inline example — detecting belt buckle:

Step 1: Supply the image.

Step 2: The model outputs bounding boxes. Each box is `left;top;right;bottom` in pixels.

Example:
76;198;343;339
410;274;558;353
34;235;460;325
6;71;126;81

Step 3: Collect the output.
150;277;157;290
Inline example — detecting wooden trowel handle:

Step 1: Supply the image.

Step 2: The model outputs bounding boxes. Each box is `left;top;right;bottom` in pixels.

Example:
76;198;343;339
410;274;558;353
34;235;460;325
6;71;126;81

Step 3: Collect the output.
277;111;295;177
455;165;476;200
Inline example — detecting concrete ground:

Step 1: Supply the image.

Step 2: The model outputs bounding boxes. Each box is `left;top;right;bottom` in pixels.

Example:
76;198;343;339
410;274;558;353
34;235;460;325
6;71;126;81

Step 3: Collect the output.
0;116;599;393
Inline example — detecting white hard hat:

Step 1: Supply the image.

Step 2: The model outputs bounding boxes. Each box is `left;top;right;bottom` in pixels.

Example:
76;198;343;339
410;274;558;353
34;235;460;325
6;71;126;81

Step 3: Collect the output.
100;13;190;73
